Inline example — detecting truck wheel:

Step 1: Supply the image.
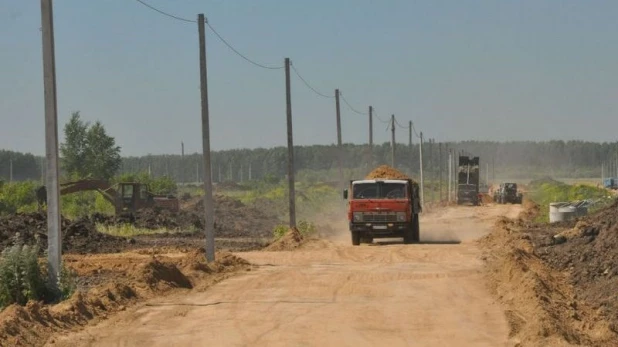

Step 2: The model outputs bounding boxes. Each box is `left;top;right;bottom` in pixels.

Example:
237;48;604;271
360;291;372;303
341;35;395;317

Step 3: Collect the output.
351;231;361;246
362;236;373;244
412;214;420;243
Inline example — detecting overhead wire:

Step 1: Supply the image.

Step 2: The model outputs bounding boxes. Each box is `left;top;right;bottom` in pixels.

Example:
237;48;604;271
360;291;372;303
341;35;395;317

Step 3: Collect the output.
290;64;334;99
135;0;196;23
205;22;284;70
339;93;367;115
371;108;391;124
135;0;283;70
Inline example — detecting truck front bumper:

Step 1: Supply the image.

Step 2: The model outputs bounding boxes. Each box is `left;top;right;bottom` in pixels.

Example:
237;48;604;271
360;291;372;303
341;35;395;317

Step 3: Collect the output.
349;222;410;238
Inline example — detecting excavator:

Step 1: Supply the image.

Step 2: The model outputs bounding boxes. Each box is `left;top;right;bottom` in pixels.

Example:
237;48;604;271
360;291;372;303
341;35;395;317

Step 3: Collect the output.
36;180;179;217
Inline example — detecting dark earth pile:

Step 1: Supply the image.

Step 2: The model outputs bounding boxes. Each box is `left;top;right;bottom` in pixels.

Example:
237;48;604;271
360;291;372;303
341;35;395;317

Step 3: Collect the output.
0;212;128;254
530;201;618;331
1;195;280;254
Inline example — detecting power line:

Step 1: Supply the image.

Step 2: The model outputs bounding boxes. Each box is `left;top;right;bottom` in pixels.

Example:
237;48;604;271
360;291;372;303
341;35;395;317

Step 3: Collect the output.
290;64;334;98
393;117;408;130
206;22;284;70
135;0;283;70
340;93;368;115
410;121;421;138
372;108;391;124
135;0;196;23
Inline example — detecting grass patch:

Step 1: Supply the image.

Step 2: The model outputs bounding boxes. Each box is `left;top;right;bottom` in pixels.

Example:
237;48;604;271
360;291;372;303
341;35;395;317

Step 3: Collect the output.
527;178;614;223
95;223;191;237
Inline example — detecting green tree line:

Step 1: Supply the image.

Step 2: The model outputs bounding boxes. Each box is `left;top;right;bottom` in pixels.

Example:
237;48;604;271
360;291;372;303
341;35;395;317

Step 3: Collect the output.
4;140;618;183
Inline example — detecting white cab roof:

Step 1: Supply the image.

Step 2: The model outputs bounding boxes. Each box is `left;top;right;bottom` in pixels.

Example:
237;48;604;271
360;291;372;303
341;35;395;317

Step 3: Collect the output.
352;179;408;185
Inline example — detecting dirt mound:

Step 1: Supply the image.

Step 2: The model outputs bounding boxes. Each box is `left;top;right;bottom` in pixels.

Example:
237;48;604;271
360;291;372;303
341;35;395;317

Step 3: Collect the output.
529;201;618;335
0;212;128;254
0;249;250;347
193;195;281;239
480;202;618;346
365;165;411;180
264;227;304;251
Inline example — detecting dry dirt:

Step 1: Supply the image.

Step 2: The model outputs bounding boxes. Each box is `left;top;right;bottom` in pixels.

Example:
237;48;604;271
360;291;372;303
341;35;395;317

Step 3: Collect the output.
0;249;250;347
47;204;522;347
480;200;618;347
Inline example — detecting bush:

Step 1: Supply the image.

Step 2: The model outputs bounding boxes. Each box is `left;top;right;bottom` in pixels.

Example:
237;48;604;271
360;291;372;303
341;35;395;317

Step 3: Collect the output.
0;236;76;310
0;236;47;308
0;181;39;215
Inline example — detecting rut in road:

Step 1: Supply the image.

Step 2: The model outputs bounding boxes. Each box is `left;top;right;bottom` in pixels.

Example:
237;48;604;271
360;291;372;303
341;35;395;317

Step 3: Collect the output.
50;204;521;347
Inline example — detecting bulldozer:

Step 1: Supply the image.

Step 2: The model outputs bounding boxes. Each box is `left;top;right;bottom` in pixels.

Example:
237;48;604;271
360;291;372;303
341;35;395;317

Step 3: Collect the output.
36;180;179;217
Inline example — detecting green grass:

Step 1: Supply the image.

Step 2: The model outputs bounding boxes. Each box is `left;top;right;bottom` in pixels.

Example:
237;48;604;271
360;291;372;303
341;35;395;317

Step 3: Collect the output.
95;223;192;237
527;178;614;223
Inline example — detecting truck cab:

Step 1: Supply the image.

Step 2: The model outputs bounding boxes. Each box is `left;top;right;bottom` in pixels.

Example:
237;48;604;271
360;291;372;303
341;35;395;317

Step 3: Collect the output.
344;179;421;245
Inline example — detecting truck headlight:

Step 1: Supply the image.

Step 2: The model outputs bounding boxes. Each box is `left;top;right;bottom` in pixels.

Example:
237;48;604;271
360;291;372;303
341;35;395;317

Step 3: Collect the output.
396;212;406;222
353;212;363;222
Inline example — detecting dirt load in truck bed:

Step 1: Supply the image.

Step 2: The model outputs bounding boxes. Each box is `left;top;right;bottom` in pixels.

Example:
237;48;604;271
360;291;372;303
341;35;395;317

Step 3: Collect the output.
365;165;413;181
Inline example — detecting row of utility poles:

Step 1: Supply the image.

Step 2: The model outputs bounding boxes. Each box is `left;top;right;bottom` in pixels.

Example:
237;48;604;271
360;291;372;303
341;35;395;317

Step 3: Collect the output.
39;1;444;292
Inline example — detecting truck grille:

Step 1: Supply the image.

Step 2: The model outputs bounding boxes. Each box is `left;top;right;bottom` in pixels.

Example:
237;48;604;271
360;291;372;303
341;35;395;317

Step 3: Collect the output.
362;212;397;222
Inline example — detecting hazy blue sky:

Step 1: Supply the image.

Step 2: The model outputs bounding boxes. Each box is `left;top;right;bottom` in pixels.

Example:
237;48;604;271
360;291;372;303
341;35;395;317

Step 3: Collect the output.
1;0;617;156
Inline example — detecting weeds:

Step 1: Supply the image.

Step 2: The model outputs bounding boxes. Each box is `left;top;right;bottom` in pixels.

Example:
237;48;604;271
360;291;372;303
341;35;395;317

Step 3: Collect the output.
0;234;76;310
95;223;190;237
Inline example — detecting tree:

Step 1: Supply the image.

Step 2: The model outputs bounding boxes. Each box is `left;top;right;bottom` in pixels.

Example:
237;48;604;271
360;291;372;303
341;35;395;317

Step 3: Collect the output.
60;112;121;180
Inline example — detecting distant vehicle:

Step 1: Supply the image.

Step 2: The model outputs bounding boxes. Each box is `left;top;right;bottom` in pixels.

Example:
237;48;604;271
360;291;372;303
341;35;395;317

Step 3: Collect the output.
603;178;618;190
36;180;179;217
344;179;422;245
493;183;523;204
457;156;480;206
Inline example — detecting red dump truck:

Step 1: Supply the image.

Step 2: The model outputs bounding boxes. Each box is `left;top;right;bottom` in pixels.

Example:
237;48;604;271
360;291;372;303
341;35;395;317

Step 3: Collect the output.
344;178;422;245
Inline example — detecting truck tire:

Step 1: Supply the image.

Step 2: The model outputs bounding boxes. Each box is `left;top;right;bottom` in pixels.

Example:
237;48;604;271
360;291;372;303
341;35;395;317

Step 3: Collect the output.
412;214;420;243
351;231;361;246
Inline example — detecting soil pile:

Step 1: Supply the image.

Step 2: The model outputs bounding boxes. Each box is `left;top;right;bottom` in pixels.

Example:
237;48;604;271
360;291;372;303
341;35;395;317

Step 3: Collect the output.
264;227;304;251
0;249;250;347
95;194;280;239
0;213;127;254
530;201;618;333
193;195;280;238
365;165;412;180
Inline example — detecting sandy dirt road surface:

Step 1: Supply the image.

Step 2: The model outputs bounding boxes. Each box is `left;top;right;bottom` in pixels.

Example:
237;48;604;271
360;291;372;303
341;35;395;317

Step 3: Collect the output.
51;204;521;347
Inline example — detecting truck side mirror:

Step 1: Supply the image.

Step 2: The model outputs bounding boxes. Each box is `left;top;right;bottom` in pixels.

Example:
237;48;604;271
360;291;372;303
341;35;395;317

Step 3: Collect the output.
343;189;348;200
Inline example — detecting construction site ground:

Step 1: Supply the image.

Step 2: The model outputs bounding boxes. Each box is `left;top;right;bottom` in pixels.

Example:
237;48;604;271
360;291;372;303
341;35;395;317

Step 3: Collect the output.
47;204;518;347
3;202;618;346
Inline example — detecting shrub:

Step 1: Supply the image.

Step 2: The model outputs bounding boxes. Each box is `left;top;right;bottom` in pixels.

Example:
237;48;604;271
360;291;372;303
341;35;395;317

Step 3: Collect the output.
0;236;47;308
0;235;77;310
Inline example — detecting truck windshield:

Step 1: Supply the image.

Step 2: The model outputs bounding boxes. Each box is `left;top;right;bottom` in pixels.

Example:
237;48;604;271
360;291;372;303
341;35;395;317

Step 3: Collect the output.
353;183;406;199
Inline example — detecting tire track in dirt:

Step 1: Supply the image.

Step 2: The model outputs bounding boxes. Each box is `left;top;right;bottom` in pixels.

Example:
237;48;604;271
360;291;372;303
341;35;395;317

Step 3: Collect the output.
49;204;521;347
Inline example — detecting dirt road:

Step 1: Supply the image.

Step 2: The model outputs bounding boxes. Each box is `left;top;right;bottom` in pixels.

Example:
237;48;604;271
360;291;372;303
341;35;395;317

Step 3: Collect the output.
51;204;521;347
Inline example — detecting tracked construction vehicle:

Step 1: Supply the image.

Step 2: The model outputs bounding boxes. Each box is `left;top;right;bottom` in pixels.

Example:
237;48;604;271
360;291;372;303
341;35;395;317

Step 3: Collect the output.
36;180;179;217
493;183;523;204
457;156;480;206
344;177;422;246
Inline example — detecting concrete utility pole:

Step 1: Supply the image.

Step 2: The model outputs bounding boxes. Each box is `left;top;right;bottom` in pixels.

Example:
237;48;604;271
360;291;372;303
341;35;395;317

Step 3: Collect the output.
240;163;244;182
438;142;444;201
368;106;373;168
391;115;395;168
9;159;13;183
419;132;424;209
198;13;215;262
448;150;452;202
486;163;489;185
41;0;62;291
284;58;296;228
335;89;344;195
248;162;252;181
602;162;605;183
181;141;185;184
408;121;412;147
